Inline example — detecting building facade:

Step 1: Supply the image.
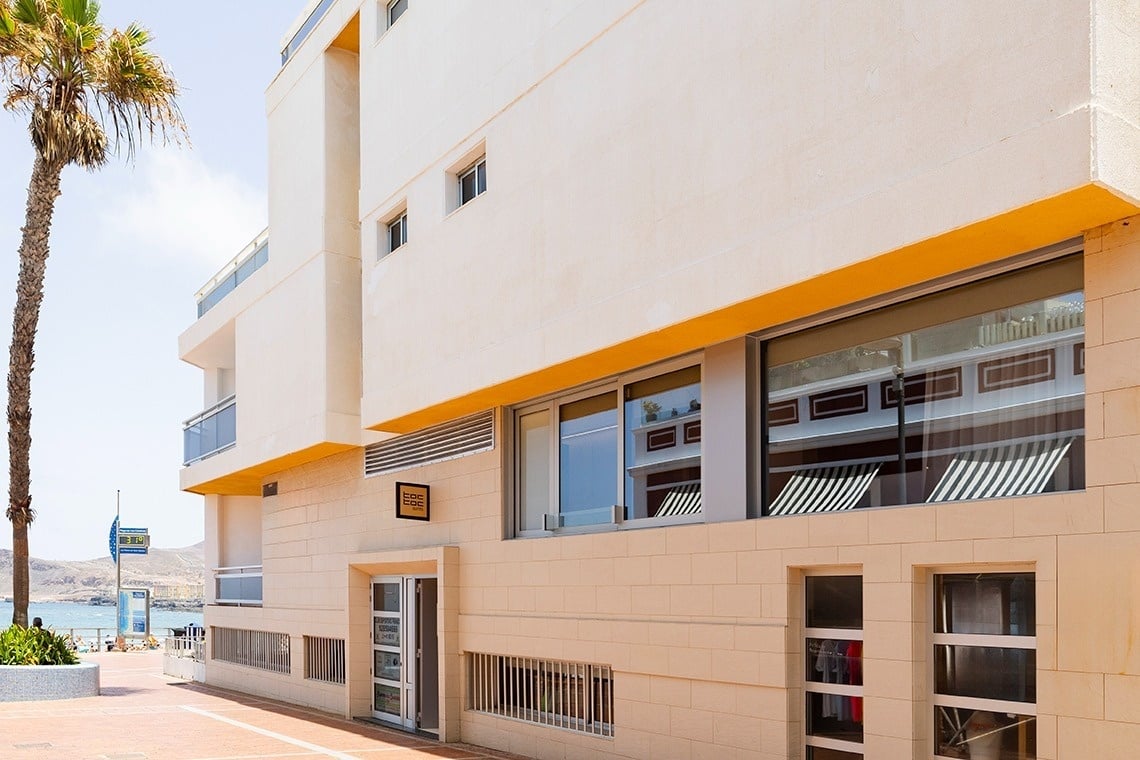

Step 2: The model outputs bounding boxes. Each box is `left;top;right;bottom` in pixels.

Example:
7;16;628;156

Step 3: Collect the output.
178;1;1140;758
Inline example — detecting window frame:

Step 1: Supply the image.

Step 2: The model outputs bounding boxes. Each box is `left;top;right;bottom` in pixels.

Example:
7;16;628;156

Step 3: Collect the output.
928;569;1038;760
802;572;865;760
510;354;704;537
457;157;487;207
386;0;408;28
386;212;407;256
755;248;1086;517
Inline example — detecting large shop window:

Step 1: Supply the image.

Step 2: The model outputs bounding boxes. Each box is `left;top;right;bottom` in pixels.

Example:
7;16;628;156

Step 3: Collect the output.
804;575;864;760
514;362;701;533
933;572;1036;759
763;257;1084;516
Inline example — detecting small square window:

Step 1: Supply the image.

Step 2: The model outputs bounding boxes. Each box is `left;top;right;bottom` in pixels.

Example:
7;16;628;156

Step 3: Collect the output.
382;212;407;258
458;158;486;206
387;0;408;27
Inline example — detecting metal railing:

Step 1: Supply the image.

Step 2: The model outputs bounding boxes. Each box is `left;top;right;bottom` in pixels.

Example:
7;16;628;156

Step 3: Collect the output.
165;633;205;662
468;653;614;737
49;627;184;653
304;635;346;685
213;627;290;674
183;395;237;465
214;565;262;606
195;229;269;317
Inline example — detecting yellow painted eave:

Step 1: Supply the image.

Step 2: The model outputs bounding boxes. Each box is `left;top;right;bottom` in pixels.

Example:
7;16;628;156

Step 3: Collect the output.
370;183;1139;434
183;442;356;496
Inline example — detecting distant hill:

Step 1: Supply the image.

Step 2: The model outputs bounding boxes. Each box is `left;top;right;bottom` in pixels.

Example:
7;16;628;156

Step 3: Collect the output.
0;543;204;606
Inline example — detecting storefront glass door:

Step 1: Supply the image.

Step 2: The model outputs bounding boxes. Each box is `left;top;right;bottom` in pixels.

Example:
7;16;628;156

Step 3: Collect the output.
371;576;438;733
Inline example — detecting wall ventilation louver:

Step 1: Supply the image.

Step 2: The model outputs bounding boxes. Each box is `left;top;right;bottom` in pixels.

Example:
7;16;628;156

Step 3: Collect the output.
364;410;494;477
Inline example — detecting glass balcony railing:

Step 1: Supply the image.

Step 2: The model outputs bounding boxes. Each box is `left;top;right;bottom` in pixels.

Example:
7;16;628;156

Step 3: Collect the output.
183;395;236;465
281;0;336;65
196;229;269;318
214;565;263;607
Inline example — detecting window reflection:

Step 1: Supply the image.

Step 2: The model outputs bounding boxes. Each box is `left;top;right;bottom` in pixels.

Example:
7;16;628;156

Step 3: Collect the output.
765;263;1084;515
623;366;701;519
559;393;617;527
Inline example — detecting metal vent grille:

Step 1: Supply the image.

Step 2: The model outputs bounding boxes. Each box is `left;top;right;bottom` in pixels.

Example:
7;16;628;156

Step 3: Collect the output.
365;410;494;476
468;652;614;737
304;636;346;685
212;627;290;674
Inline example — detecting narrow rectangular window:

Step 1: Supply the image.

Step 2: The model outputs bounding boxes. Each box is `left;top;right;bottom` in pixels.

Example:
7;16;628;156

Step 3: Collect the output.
459;158;487;206
517;408;552;532
804;575;863;759
386;213;407;255
559;392;618;527
933;572;1036;759
387;0;408;26
624;365;701;519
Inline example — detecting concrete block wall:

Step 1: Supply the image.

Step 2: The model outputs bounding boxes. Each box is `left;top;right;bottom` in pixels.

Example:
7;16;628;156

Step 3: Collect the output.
1051;217;1140;757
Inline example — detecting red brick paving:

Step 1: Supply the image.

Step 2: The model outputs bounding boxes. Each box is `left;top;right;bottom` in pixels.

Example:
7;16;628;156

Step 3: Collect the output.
0;651;527;760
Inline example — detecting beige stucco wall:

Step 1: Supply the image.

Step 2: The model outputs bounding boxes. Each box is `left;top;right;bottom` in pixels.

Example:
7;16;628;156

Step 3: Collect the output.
181;0;1140;489
179;40;365;494
201;225;1140;756
218;495;261;568
356;0;1140;429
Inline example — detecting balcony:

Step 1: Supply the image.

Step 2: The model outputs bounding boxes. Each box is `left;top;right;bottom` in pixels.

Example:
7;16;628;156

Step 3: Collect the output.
196;229;269;318
214;565;263;607
183;395;236;465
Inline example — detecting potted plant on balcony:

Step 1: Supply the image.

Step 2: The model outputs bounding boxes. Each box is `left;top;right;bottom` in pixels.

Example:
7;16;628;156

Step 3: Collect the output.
641;400;662;422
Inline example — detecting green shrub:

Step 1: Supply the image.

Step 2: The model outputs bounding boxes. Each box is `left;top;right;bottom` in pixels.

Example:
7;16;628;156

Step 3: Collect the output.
0;625;80;665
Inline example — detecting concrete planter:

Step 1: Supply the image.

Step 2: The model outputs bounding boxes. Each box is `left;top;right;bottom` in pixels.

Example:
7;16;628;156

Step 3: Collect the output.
0;662;100;702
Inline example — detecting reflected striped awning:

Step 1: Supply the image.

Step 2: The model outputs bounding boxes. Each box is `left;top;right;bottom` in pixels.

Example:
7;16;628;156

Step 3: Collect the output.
768;463;881;516
655;483;702;517
926;437;1075;503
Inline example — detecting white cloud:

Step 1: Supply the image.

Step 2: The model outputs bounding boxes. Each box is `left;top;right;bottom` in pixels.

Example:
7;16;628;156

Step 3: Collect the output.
96;148;267;270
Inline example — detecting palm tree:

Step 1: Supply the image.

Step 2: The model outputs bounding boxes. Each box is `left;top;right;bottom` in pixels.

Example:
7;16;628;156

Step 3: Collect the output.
0;0;183;627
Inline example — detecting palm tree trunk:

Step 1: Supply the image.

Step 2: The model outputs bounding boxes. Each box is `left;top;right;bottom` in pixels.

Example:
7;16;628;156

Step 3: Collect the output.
7;155;63;628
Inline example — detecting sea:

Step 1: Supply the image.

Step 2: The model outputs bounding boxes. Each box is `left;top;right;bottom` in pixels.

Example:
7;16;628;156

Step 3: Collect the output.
0;600;202;636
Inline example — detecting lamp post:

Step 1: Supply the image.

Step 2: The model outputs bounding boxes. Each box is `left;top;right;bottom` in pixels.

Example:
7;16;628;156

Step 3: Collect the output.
892;365;907;505
115;489;122;648
866;338;907;505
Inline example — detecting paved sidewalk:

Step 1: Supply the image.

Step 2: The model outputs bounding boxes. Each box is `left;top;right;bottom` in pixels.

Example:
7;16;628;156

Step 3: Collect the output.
0;651;525;760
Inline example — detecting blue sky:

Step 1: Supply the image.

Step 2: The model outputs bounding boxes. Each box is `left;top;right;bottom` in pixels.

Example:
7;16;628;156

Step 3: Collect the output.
0;1;305;559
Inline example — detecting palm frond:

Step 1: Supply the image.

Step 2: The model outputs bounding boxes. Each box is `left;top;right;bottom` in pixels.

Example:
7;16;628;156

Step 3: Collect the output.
60;0;97;27
0;0;184;168
12;0;46;28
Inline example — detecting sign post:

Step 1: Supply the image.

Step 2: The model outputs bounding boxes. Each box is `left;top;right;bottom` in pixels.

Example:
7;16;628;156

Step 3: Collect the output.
114;491;120;644
109;491;151;648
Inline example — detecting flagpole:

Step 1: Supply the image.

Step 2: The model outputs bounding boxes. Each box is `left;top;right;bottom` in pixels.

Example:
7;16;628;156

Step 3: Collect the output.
115;489;121;646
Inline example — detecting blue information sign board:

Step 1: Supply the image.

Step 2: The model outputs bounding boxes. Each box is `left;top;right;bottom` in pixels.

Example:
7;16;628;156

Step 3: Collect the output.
118;588;150;637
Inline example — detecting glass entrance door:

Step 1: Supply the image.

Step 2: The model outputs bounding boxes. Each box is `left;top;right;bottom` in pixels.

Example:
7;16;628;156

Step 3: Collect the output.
371;579;404;725
371;576;439;732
